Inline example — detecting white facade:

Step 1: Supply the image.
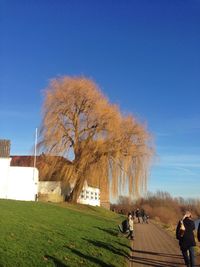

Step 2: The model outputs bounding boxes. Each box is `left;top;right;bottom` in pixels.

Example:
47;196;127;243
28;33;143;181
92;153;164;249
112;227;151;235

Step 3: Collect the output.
38;180;100;206
0;158;38;201
0;157;100;205
77;181;100;206
0;158;11;198
38;181;62;195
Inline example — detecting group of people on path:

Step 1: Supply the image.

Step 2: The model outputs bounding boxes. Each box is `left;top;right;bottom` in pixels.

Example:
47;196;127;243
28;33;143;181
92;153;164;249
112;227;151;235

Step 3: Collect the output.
119;209;200;267
176;211;200;267
135;208;149;224
118;208;149;240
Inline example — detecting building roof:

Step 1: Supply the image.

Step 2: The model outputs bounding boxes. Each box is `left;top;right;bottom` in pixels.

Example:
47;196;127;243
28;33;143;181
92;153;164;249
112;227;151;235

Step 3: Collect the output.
10;155;97;188
11;154;71;181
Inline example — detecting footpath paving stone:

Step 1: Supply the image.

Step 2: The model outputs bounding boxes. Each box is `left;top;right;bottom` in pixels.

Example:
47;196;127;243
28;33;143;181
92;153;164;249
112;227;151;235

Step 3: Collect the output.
129;222;200;267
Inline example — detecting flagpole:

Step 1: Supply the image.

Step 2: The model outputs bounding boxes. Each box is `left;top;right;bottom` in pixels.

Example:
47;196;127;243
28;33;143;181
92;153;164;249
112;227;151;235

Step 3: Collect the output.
33;128;38;170
33;128;38;201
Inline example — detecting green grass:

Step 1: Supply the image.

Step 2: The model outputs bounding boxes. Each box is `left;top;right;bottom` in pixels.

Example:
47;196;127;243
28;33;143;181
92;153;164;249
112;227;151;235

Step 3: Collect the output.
0;200;130;267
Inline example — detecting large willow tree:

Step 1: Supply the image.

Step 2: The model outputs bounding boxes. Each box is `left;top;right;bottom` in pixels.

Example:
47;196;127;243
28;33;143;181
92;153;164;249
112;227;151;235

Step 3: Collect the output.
39;76;153;203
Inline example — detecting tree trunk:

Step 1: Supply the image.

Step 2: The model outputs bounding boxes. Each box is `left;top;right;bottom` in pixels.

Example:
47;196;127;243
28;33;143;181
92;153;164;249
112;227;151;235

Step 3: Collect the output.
68;175;86;203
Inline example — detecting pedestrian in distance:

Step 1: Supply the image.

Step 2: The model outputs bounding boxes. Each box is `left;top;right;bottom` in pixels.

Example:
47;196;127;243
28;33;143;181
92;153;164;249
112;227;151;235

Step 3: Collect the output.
131;210;135;220
145;214;149;224
135;208;141;223
140;208;148;223
127;213;134;240
176;211;196;267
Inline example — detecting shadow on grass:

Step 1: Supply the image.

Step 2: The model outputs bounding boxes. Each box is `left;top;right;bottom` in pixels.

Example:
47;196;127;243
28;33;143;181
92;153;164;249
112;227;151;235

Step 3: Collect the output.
115;240;132;250
93;226;118;237
64;246;113;267
45;255;69;267
83;238;130;258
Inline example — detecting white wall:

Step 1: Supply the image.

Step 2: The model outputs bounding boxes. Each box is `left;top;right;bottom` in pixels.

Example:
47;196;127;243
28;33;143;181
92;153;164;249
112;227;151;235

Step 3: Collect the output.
0;158;11;198
38;180;100;206
0;158;38;201
8;167;38;201
0;158;99;205
77;182;100;206
38;181;61;195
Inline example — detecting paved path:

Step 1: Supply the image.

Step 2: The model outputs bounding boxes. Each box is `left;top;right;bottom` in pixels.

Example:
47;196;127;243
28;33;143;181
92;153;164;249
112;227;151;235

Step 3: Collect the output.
129;222;200;267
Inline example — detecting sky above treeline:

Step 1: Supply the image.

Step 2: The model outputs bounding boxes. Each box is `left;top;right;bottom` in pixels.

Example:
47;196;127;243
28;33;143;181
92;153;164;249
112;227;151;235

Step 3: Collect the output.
1;0;200;199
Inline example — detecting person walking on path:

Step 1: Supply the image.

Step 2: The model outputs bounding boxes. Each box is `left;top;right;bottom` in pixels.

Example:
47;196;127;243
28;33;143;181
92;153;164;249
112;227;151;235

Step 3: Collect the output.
135;208;141;223
130;220;188;267
140;208;148;224
176;211;196;267
127;213;134;240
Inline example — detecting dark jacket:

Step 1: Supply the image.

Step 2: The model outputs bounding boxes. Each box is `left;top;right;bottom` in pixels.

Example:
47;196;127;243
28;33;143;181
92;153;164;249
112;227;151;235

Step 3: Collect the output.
121;219;129;233
198;222;200;242
135;209;140;217
176;217;196;250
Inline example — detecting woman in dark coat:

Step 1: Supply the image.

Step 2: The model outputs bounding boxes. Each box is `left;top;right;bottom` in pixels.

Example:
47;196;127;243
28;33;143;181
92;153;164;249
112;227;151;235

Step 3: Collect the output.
198;222;200;242
176;211;196;267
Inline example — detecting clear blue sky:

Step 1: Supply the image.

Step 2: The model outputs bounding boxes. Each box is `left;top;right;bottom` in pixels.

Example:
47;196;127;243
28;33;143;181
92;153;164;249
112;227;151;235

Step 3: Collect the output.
1;0;200;199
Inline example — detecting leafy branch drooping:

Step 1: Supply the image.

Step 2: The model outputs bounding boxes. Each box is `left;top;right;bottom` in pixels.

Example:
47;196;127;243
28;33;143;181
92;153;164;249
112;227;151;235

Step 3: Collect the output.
38;76;153;203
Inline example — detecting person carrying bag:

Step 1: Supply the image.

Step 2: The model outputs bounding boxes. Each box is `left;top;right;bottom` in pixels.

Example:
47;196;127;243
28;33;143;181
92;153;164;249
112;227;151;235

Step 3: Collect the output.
176;211;196;267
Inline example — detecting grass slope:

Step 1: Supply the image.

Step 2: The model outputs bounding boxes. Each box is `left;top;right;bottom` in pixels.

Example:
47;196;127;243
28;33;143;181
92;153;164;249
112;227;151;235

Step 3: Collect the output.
0;200;130;267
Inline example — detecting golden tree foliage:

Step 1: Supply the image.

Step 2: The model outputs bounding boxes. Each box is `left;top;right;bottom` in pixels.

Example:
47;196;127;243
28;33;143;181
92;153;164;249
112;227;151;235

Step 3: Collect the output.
39;76;153;202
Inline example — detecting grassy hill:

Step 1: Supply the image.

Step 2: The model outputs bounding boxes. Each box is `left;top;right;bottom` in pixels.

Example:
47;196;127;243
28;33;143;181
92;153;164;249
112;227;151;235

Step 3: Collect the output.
0;200;130;267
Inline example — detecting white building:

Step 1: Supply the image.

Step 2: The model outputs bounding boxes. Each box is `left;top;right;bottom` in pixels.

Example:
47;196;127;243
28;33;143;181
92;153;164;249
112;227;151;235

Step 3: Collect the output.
0;157;38;201
0;140;100;206
38;180;100;206
38;181;63;202
78;181;100;206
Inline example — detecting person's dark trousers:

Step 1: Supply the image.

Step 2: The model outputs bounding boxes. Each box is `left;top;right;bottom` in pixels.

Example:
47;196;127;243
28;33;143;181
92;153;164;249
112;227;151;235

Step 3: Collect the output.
181;246;195;267
127;230;134;240
142;216;146;223
189;246;195;267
